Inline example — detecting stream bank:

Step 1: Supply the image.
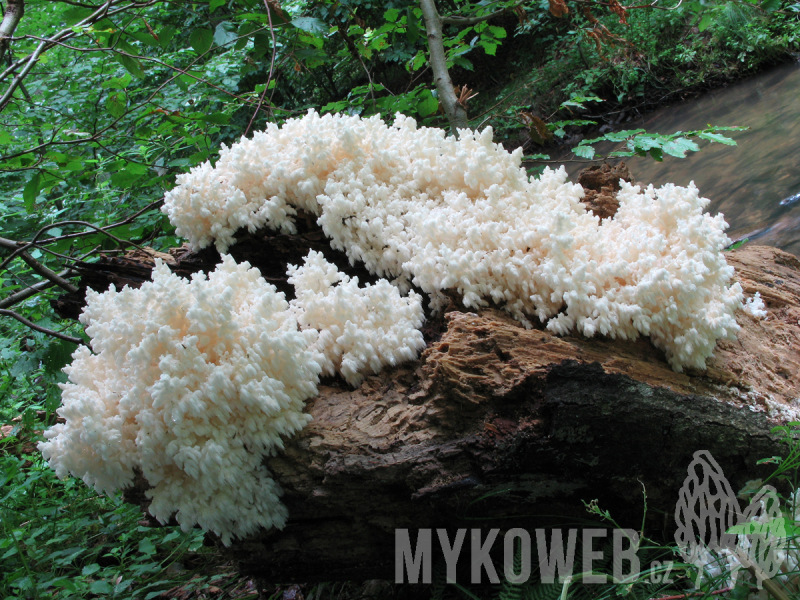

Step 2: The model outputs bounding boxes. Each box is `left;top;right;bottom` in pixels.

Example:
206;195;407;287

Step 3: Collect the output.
559;61;800;257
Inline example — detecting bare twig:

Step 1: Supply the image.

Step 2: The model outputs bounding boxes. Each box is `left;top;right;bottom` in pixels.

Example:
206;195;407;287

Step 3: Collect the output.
0;38;43;110
245;0;278;136
0;219;146;274
0;269;76;309
0;237;79;292
38;199;162;245
0;308;85;344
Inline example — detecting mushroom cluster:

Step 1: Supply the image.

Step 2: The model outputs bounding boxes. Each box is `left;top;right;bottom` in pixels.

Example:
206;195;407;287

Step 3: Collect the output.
44;110;745;544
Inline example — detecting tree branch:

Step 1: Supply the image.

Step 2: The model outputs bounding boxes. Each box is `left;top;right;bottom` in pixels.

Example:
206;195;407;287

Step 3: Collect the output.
0;38;42;111
245;0;278;136
0;237;79;292
0;269;75;309
419;0;469;133
0;308;84;344
441;6;507;25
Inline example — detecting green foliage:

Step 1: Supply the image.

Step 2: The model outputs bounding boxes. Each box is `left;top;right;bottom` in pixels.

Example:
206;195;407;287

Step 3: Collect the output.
573;125;746;160
0;454;210;599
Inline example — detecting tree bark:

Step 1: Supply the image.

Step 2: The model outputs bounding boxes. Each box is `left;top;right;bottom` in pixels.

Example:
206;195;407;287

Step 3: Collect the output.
0;0;24;65
419;0;469;133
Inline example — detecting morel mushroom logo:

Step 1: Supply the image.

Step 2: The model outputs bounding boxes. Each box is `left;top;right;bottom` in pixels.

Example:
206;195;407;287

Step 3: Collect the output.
674;450;786;587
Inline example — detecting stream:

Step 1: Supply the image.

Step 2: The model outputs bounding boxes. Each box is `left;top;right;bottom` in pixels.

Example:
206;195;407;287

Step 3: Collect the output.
559;61;800;256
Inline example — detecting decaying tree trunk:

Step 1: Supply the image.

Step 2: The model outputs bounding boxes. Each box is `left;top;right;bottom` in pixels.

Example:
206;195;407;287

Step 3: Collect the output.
53;209;800;582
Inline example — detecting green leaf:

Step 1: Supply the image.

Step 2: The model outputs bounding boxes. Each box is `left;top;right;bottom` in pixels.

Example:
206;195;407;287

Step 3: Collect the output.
110;168;145;188
43;340;78;375
572;145;595;159
105;91;126;119
190;28;214;54
602;128;645;142
115;53;145;79
760;0;782;10
417;90;438;117
214;21;237;46
698;13;714;32
452;55;473;71
11;355;37;377
727;518;786;536
111;34;138;55
487;25;507;39
697;131;737;145
649;147;663;161
629;135;662;151
384;8;400;22
63;7;94;25
81;563;101;576
197;112;231;124
725;237;749;251
210;0;226;12
406;7;420;43
159;25;177;49
292;17;328;35
127;30;159;47
89;580;114;594
101;73;132;89
662;137;700;158
480;40;498;56
138;537;156;556
23;173;41;212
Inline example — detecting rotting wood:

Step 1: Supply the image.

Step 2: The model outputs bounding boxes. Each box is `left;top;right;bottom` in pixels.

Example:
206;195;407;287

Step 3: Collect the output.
52;223;800;582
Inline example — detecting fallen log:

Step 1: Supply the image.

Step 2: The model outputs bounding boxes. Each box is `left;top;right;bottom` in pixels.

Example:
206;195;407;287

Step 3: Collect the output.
52;236;800;583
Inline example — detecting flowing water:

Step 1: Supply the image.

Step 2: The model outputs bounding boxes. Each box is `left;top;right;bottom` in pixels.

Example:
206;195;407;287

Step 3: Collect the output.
560;61;800;255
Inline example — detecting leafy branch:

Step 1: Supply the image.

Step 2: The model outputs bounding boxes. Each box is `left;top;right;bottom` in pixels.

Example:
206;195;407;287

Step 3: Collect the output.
572;125;747;160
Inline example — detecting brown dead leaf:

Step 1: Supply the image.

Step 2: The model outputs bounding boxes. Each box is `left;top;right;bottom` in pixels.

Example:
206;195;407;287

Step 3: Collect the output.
608;0;629;24
266;0;286;21
454;85;478;109
142;18;159;42
548;0;569;18
518;112;553;145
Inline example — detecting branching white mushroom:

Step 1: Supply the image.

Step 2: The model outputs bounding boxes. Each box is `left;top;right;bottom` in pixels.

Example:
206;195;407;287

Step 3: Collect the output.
163;110;743;371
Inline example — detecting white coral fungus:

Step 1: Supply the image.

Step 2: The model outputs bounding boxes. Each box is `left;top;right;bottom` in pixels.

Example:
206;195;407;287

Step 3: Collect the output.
163;110;743;371
40;253;428;544
288;250;425;386
40;256;322;544
744;291;768;318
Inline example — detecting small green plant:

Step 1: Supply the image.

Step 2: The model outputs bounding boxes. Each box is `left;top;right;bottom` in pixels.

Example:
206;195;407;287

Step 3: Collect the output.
572;125;747;161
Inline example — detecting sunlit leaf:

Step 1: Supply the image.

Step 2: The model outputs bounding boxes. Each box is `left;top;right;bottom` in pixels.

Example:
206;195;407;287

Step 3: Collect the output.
214;21;237;46
292;17;327;35
697;132;737;145
663;137;700;158
384;8;400;22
